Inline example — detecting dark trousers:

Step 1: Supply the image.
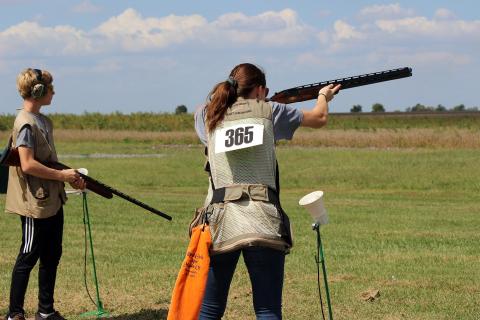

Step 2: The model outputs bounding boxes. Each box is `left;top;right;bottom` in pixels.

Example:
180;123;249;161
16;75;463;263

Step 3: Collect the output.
8;208;64;317
200;247;285;320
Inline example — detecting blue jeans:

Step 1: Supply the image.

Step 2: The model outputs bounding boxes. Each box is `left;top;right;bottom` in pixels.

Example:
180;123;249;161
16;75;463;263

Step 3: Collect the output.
199;246;285;320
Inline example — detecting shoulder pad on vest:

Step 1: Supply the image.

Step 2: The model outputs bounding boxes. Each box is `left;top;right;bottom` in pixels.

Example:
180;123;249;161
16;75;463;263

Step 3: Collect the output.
13;110;37;132
224;98;272;122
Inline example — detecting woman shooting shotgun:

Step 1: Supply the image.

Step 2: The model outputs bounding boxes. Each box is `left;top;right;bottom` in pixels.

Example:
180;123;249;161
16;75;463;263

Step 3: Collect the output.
4;68;85;320
193;63;340;319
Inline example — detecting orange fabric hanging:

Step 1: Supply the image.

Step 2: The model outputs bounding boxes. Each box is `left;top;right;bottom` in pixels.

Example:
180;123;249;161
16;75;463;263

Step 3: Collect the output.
167;225;212;320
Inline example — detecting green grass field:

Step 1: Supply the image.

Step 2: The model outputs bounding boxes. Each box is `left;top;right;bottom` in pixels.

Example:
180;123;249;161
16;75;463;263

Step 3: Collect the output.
2;112;480;132
1;142;479;319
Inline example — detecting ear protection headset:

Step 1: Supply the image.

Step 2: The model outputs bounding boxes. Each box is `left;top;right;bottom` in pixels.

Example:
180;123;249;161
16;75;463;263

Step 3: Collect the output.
31;68;46;99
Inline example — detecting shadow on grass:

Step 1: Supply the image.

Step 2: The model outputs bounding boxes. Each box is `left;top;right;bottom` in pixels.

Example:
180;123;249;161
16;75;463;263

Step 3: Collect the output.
108;308;168;320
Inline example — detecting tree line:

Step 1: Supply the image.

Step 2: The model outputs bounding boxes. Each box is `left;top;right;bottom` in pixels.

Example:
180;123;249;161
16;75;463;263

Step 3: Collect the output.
350;103;479;113
176;103;480;114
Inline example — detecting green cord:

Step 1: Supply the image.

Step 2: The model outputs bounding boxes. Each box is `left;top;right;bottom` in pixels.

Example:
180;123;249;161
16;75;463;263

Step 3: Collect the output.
81;192;109;318
314;223;334;320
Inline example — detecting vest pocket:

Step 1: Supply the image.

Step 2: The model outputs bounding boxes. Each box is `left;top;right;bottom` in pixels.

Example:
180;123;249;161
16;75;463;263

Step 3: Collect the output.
26;175;49;200
25;175;53;210
189;206;210;237
24;176;62;217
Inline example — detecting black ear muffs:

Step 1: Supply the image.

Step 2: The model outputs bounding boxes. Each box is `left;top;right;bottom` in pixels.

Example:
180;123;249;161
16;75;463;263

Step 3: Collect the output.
31;68;46;99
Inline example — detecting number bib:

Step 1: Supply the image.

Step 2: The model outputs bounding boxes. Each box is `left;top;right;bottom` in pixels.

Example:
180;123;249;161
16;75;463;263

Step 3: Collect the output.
215;124;264;153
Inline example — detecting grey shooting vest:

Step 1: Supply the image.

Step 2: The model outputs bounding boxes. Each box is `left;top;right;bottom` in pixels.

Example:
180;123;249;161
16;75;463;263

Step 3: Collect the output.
205;98;292;254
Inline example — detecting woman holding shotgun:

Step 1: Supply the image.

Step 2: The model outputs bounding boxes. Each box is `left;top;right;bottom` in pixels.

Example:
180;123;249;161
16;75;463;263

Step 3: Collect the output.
4;68;85;320
194;63;340;319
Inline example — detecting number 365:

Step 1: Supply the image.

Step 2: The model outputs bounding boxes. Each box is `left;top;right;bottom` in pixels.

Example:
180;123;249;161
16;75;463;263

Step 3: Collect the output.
225;126;254;147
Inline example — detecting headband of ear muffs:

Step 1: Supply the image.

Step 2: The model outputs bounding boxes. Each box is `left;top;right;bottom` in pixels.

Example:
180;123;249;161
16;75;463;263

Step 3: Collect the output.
31;68;46;99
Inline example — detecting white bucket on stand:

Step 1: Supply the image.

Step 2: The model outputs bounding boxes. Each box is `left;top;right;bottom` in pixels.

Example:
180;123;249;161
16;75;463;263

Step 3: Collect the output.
299;191;328;225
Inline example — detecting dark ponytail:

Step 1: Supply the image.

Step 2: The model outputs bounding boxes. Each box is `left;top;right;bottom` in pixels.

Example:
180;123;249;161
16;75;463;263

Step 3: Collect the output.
206;63;266;132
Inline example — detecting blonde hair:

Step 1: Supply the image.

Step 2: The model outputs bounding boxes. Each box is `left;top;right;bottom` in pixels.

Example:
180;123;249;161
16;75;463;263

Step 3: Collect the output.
16;68;53;99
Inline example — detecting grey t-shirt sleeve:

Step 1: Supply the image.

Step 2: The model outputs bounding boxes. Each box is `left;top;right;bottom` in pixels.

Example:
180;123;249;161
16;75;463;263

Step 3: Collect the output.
194;105;208;146
194;103;304;144
16;125;34;149
272;103;303;141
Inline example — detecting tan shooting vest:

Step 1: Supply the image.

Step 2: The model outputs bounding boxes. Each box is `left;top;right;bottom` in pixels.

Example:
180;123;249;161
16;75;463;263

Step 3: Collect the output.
5;110;66;218
205;98;292;254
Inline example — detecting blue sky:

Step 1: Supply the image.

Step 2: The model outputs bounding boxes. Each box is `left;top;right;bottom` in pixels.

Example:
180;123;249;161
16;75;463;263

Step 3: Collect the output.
0;1;479;114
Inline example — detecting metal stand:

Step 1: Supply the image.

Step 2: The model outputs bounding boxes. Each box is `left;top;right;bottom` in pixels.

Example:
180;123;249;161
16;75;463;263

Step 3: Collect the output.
313;223;333;320
80;191;109;318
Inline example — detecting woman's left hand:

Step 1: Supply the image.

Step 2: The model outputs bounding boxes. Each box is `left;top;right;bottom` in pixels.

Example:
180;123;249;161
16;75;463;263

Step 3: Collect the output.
318;84;341;102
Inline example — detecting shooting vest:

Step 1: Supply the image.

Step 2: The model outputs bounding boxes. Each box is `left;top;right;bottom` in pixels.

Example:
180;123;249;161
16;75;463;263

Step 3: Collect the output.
5;110;66;218
205;98;292;254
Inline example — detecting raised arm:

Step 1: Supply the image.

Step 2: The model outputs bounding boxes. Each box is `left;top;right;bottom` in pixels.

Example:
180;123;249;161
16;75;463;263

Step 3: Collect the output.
300;84;341;128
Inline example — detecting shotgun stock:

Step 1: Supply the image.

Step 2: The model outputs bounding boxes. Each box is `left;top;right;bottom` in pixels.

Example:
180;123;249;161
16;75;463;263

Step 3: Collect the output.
0;141;172;221
269;67;412;104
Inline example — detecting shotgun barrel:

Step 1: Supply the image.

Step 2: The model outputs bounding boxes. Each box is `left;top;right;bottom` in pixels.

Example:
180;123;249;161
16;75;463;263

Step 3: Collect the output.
269;67;412;104
51;161;171;220
0;142;172;220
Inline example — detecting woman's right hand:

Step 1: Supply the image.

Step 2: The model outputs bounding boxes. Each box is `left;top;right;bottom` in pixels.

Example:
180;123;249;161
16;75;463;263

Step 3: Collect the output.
61;169;80;183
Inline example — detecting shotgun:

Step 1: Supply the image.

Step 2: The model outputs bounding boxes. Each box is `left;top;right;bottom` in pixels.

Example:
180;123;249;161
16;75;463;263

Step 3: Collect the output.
269;67;412;104
0;138;172;221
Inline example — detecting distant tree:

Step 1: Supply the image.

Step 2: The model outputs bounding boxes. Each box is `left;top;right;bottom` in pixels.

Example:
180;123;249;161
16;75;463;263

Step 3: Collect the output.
175;105;188;114
411;103;426;112
407;103;434;112
452;104;465;112
435;104;447;112
371;103;385;112
467;106;479;111
350;105;362;113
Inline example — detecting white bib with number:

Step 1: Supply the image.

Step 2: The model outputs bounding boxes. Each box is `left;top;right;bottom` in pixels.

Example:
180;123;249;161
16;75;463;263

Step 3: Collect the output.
215;124;264;154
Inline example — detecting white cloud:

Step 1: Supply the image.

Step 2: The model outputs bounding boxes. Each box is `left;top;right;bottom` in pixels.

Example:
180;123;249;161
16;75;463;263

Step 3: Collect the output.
326;4;480;55
91;8;310;51
214;10;296;30
298;4;480;69
94;8;207;51
324;20;366;53
333;20;364;41
357;4;479;44
0;5;478;72
375;16;480;38
0;8;312;57
434;8;456;20
0;21;94;56
190;8;311;47
359;3;415;19
72;0;101;14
